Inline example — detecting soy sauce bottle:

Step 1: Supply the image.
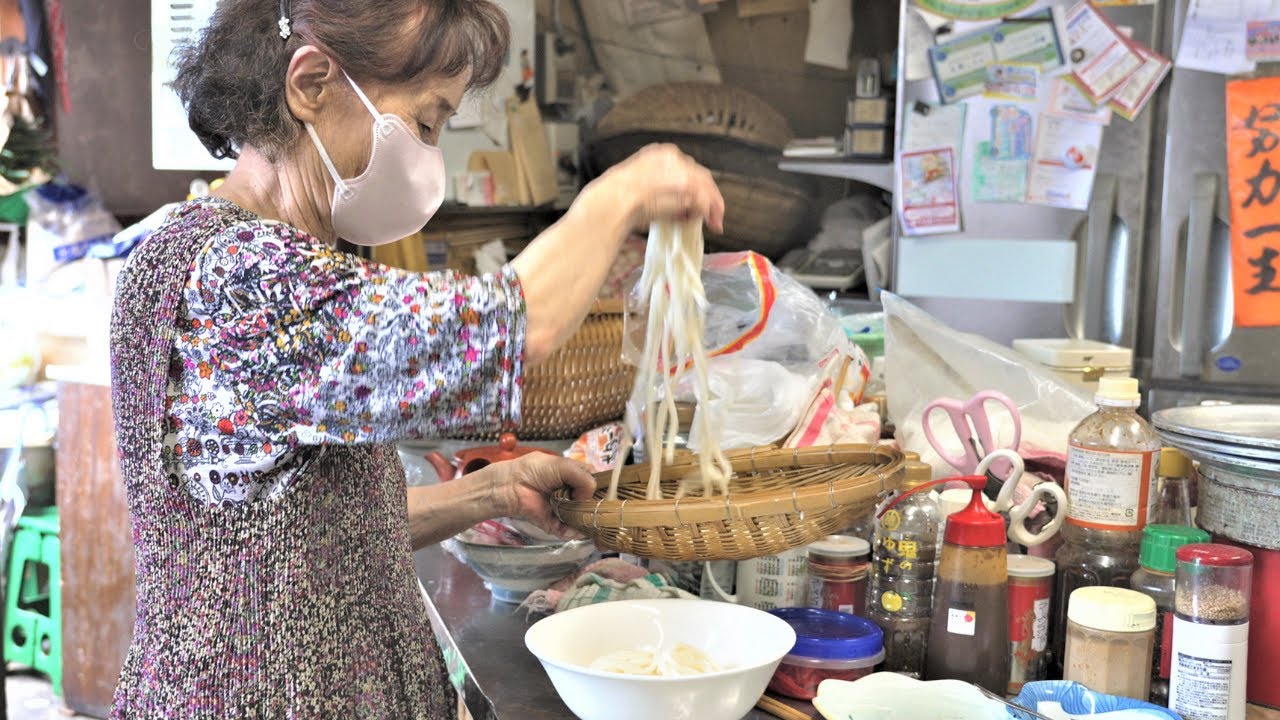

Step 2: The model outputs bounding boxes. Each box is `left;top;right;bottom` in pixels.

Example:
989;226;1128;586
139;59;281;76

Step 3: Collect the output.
925;475;1009;693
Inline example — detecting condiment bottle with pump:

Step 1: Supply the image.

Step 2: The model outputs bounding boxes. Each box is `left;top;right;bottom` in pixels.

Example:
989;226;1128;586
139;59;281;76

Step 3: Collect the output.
925;476;1009;693
1169;544;1253;720
867;460;942;678
1129;524;1210;706
1053;376;1160;674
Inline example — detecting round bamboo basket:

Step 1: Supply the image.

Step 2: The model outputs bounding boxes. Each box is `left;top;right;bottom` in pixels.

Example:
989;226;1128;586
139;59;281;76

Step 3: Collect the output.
551;444;905;561
448;299;634;440
596;82;793;151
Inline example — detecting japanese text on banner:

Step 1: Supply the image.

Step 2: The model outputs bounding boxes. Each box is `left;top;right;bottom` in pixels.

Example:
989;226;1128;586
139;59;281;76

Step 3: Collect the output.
1226;77;1280;327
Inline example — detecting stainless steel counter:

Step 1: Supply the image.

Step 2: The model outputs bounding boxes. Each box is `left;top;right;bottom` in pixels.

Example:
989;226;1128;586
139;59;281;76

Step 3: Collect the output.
412;544;819;720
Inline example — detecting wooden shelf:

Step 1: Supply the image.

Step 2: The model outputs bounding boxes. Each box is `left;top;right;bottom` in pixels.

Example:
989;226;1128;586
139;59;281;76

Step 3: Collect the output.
778;158;895;191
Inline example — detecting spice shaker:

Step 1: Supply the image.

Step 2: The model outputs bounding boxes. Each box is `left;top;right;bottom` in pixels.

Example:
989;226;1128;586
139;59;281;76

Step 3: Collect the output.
1007;555;1055;695
925;475;1009;693
1169;543;1253;720
1129;524;1210;706
867;461;942;678
807;535;870;616
1064;586;1157;700
1054;377;1159;674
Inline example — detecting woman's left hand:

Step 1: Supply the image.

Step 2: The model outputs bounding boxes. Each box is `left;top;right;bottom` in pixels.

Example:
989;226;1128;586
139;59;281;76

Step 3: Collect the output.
493;453;598;540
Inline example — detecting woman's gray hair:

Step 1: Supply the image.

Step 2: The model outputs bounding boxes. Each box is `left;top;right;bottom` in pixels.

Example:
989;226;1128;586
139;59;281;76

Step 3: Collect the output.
172;0;510;160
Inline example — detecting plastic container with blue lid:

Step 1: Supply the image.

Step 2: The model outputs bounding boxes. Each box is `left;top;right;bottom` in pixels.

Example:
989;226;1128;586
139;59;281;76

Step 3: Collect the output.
766;608;885;700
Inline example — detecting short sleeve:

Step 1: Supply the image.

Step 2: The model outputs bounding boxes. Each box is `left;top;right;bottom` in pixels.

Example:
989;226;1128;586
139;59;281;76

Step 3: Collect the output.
188;223;525;443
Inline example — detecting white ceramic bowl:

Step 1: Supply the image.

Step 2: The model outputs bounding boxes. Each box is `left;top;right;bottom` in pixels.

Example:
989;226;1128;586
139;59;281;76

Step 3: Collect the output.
525;599;797;720
452;538;595;603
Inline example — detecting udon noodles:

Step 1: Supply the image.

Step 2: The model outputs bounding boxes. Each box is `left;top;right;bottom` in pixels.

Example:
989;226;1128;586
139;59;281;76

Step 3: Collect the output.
590;642;723;677
606;220;732;501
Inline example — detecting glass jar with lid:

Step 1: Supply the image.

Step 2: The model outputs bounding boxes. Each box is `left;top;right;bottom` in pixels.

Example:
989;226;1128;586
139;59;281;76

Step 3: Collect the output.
1063;586;1157;700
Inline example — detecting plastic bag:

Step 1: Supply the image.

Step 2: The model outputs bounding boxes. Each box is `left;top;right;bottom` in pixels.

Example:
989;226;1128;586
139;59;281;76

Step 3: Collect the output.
1012;681;1180;719
882;291;1095;479
24;183;121;285
683;358;810;451
622;251;865;452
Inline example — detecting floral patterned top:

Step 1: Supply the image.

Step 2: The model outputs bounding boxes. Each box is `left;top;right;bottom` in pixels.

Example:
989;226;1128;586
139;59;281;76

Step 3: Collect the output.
165;198;526;505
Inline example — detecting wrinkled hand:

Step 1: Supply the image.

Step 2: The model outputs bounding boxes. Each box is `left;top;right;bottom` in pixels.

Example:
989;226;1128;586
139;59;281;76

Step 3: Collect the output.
491;453;598;540
593;143;726;234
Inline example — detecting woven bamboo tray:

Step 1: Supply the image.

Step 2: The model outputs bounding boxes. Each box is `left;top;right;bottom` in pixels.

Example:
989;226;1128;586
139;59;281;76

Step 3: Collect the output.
551;445;905;561
449;298;634;440
597;82;793;151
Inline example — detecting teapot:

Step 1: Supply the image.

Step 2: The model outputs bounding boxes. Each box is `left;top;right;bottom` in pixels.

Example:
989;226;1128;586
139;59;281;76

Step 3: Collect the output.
425;432;557;483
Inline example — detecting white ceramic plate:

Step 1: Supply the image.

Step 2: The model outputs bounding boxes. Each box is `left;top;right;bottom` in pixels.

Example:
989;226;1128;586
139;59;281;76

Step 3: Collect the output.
813;673;1010;720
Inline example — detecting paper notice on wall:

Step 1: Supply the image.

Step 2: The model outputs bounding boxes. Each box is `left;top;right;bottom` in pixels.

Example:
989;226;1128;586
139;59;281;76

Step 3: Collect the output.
928;9;1064;103
1064;1;1143;102
984;63;1039;100
151;0;235;171
1174;0;1280;75
1026;114;1104;210
973;104;1034;203
1225;77;1280;327
1047;77;1113;125
899;147;962;235
804;0;854;70
1109;44;1171;121
1246;20;1280;60
903;103;968;152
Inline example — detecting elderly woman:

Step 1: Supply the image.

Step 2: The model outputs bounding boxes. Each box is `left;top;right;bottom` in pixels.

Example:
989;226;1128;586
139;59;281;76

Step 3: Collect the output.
108;0;723;717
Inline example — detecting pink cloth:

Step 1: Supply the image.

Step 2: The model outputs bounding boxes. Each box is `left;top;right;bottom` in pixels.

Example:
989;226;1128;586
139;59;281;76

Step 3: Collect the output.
519;558;650;614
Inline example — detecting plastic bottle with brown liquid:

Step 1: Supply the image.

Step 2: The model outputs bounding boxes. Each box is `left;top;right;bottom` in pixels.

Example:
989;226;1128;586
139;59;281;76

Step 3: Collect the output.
1052;377;1161;675
925;475;1009;693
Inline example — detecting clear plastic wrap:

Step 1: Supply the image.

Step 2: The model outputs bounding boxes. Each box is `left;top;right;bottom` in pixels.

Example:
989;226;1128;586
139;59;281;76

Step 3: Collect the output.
881;292;1094;479
621;251;865;453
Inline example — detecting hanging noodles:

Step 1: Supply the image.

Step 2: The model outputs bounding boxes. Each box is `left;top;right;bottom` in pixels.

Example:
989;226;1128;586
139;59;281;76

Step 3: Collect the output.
606;220;733;501
589;643;724;677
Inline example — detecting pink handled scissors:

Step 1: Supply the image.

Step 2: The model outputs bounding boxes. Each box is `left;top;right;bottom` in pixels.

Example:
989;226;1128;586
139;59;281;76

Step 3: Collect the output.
922;390;1023;478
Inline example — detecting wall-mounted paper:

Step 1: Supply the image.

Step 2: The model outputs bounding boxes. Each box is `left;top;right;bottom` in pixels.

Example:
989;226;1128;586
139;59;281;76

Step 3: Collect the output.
805;0;854;70
1026;113;1104;210
928;10;1064;103
899;147;962;235
151;0;235;171
904;103;968;152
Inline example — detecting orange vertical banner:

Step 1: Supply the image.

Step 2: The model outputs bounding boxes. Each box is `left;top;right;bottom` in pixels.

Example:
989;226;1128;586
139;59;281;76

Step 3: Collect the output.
1226;77;1280;328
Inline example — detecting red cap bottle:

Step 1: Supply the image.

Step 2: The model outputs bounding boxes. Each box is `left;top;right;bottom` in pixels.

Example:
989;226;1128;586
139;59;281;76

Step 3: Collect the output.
944;475;1008;548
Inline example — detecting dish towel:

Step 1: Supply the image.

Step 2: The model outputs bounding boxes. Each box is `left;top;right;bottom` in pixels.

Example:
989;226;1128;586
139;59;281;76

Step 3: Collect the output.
556;572;698;613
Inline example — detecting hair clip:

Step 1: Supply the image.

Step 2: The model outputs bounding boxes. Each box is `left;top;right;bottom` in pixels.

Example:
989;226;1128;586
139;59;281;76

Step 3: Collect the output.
278;0;292;40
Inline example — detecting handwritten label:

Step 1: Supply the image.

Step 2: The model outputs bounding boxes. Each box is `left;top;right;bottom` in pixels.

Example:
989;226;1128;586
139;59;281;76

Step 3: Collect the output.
1226;77;1280;328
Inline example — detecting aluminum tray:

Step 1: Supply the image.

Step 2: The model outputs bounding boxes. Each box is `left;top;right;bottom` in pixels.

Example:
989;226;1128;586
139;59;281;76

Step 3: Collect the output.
1151;405;1280;451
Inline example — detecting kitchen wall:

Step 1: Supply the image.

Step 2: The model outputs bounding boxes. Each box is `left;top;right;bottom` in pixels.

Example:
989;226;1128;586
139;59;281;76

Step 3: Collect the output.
55;0;220;218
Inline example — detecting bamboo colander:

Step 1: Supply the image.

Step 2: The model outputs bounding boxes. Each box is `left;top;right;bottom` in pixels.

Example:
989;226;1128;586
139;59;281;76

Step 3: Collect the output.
447;298;634;440
550;445;905;561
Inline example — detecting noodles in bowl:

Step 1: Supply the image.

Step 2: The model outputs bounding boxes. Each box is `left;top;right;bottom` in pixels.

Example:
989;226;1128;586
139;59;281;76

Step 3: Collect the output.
525;599;796;720
590;643;726;677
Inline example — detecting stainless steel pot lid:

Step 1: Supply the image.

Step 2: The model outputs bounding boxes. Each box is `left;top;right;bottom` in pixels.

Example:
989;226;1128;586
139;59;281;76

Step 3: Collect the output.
1159;435;1280;479
1157;428;1280;462
1152;405;1280;451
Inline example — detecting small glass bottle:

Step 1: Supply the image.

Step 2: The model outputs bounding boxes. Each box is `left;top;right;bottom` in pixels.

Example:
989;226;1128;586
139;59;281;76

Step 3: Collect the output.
1169;544;1253;720
1064;586;1157;700
1151;448;1194;527
926;476;1009;693
1129;524;1209;706
867;461;942;678
1053;377;1160;675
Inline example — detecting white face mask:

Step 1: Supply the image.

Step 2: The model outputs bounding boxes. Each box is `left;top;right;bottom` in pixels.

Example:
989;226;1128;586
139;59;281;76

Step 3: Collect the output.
304;71;446;246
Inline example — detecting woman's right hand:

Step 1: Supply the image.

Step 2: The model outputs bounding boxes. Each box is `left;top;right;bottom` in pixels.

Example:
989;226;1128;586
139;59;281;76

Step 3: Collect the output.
590;144;726;234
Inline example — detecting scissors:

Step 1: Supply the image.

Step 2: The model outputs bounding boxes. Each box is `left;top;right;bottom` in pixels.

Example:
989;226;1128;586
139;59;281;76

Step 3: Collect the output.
977;449;1066;547
922;390;1022;480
